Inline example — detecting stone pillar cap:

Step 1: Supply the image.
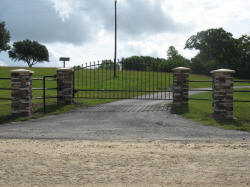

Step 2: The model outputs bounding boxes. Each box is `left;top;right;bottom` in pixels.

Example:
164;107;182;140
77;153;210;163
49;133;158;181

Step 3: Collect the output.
11;69;34;74
57;68;73;71
172;67;191;71
210;69;235;74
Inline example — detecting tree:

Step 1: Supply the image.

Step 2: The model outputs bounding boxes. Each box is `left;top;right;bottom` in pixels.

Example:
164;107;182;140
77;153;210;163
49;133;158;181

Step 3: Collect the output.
185;28;250;78
9;39;49;67
184;28;240;69
235;34;250;77
0;21;10;52
99;60;120;71
166;46;190;70
167;46;178;59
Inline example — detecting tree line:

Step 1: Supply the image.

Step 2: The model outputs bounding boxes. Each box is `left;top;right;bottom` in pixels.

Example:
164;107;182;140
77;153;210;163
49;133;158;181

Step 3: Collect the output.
119;47;190;72
109;28;249;78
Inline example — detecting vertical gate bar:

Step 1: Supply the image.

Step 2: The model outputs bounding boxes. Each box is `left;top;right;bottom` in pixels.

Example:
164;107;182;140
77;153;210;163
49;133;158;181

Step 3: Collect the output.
157;65;159;100
145;69;146;100
77;66;79;98
169;72;171;100
113;60;115;98
94;61;96;98
133;60;135;98
102;60;104;99
149;70;151;100
85;63;88;99
165;70;167;99
141;67;143;99
126;61;128;99
117;59;119;98
127;64;129;99
106;61;108;98
128;63;130;99
130;66;132;99
161;67;163;100
81;64;83;98
127;63;129;99
90;62;92;98
121;59;123;99
97;61;100;99
110;60;112;98
43;76;46;113
73;69;75;99
116;59;118;98
137;66;139;99
144;70;147;99
153;69;155;100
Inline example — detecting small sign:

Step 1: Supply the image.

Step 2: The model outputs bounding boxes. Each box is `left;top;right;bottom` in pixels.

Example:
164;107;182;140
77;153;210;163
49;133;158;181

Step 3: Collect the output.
59;57;70;61
59;57;70;68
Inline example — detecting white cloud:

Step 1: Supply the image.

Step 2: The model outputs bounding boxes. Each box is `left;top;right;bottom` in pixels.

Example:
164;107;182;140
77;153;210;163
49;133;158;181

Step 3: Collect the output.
49;0;81;21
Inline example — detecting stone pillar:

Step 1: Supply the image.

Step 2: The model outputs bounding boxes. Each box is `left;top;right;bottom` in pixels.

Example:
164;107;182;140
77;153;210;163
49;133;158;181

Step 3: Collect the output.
57;68;73;105
11;69;34;117
172;67;190;107
211;69;235;120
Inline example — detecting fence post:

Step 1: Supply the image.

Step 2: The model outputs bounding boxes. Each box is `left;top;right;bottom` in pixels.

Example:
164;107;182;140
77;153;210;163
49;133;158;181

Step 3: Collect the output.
211;69;235;120
172;67;190;109
11;69;34;117
57;68;73;105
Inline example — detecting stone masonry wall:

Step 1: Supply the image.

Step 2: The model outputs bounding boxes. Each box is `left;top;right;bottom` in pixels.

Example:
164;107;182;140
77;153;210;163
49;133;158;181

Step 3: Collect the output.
172;67;190;107
57;68;73;105
211;69;235;120
11;69;34;117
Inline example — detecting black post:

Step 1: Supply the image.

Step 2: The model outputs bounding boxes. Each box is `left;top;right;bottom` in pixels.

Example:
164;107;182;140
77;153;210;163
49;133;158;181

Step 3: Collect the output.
114;0;117;78
43;76;46;113
72;69;75;98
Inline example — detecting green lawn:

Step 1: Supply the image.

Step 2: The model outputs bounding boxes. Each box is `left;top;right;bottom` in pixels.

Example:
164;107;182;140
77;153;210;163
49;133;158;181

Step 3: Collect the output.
178;89;250;131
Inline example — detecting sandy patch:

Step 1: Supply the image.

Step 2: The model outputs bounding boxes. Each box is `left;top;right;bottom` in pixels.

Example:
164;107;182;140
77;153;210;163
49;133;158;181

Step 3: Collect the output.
0;139;249;186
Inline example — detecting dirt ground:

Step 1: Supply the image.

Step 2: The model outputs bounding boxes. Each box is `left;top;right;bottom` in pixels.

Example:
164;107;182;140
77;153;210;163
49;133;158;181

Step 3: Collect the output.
0;139;249;187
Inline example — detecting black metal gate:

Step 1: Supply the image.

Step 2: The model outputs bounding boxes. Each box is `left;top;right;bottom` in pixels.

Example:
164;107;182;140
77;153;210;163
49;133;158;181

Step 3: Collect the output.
73;60;172;100
32;75;57;112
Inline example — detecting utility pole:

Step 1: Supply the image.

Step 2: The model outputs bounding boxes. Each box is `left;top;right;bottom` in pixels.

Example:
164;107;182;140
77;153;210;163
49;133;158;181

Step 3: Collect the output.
114;0;117;77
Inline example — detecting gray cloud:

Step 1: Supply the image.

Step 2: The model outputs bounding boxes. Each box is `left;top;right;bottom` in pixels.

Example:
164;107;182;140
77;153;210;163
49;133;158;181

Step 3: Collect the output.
118;0;188;35
0;0;190;44
0;0;92;44
83;0;190;37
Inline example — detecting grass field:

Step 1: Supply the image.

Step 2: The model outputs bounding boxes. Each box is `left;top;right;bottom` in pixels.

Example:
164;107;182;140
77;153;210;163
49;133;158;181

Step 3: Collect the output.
179;89;250;131
1;66;250;130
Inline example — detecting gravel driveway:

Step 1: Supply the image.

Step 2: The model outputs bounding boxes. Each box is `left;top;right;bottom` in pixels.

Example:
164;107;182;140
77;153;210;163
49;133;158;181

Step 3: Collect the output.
0;94;249;141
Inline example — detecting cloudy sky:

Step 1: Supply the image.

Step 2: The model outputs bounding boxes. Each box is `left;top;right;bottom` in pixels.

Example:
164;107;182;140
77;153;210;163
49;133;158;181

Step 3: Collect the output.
0;0;249;68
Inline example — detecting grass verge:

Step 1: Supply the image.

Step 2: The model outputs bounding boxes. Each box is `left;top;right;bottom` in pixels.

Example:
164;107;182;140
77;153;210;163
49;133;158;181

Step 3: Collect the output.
174;90;250;132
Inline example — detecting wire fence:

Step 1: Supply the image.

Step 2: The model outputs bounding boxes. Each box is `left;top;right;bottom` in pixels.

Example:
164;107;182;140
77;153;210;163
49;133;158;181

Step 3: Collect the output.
233;80;250;103
188;80;213;101
0;77;12;119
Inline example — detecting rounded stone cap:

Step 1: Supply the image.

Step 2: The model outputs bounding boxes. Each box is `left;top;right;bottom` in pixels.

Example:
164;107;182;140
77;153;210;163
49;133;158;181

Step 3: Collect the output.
210;69;235;74
172;67;191;72
57;68;73;72
11;69;34;74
